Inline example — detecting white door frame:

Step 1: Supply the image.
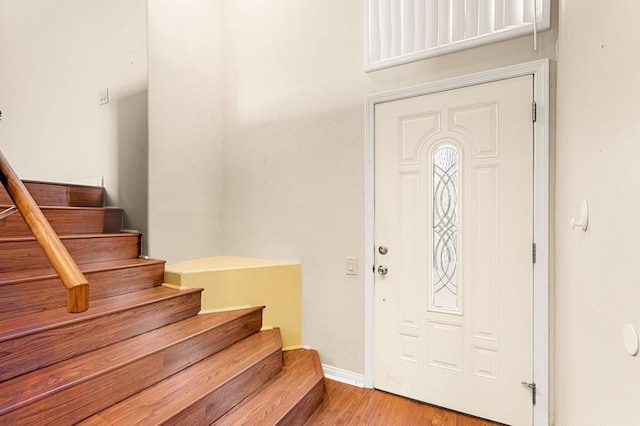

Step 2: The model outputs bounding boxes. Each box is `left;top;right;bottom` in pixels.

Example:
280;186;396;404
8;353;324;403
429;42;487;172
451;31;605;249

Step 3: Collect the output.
364;59;550;426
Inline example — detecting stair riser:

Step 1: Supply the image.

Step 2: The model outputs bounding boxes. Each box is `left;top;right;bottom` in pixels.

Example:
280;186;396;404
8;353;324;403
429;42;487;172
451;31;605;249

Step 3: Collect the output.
0;262;165;321
278;380;325;425
1;310;264;424
0;290;201;382
0;181;104;207
165;351;283;426
0;208;123;237
213;349;325;426
0;234;140;272
79;327;282;426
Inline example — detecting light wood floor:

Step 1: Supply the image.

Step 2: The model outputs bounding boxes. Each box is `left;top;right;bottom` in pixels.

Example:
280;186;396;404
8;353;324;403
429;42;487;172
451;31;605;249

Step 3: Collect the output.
305;379;502;426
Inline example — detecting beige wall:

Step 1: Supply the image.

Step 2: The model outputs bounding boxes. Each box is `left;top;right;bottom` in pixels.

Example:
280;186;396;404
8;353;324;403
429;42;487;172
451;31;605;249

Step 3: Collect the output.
220;0;556;376
147;0;224;261
0;0;148;245
555;0;640;424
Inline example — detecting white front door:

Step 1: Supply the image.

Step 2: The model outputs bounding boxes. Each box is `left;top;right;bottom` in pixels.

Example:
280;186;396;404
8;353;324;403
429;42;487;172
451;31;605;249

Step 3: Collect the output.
374;75;534;426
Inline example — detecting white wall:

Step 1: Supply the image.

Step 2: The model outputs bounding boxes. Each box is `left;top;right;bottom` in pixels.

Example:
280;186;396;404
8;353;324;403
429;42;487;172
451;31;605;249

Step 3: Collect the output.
147;0;224;262
0;0;148;242
555;1;640;424
220;0;556;375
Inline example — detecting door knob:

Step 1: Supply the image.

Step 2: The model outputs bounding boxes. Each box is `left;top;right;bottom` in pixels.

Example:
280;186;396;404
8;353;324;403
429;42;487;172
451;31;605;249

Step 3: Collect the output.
378;246;388;255
377;265;388;275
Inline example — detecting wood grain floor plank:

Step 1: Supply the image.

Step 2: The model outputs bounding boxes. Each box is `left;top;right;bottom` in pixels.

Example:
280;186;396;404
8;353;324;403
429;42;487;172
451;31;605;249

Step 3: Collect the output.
306;379;502;426
305;379;370;425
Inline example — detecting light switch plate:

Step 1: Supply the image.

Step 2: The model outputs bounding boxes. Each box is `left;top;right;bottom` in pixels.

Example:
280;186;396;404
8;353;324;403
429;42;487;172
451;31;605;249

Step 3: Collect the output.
346;257;357;275
98;88;109;105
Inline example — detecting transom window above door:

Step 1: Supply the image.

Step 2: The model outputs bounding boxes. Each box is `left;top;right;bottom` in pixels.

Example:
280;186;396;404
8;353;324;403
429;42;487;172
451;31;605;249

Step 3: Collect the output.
366;0;550;71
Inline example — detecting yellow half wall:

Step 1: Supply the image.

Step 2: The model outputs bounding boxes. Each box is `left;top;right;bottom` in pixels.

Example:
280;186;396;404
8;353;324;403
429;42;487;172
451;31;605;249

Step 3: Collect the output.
164;256;302;350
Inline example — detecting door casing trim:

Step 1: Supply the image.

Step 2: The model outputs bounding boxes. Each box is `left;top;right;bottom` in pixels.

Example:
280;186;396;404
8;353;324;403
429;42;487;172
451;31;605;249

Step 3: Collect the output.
364;59;550;426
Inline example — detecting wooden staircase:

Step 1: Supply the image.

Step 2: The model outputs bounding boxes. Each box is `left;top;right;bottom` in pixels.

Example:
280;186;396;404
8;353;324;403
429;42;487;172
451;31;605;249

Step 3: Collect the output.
0;181;324;425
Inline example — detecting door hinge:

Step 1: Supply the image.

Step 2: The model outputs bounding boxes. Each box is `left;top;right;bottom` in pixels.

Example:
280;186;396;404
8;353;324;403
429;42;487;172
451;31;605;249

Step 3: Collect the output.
521;381;537;405
532;102;537;122
532;242;537;264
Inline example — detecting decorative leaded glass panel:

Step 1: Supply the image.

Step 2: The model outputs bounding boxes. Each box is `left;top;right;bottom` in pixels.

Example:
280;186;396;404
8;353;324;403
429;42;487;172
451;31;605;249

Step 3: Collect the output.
432;145;459;311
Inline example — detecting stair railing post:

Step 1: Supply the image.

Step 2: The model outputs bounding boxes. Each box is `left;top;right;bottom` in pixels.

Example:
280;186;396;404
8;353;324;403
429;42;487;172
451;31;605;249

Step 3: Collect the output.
0;150;89;313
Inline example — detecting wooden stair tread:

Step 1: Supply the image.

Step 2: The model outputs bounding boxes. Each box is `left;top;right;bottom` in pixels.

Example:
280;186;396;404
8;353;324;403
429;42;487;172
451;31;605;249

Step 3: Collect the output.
0;205;119;211
80;328;283;425
0;205;123;236
0;257;165;286
0;232;141;272
0;231;139;243
0;307;264;420
213;349;325;426
0;258;166;322
0;286;200;342
0;180;104;207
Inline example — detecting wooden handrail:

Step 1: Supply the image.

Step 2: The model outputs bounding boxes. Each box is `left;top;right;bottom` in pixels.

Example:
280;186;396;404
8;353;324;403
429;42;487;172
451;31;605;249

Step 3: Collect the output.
0;151;89;313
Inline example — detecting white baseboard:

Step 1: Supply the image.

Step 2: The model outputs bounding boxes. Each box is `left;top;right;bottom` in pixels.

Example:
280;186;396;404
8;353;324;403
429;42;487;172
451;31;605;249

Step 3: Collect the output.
322;364;367;388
